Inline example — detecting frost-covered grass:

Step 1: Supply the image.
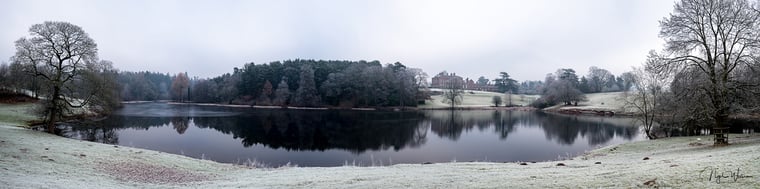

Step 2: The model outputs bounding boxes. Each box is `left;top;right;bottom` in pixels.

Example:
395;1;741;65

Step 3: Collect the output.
0;99;99;128
547;92;637;113
0;125;234;189
0;103;41;127
2;123;759;188
419;89;539;109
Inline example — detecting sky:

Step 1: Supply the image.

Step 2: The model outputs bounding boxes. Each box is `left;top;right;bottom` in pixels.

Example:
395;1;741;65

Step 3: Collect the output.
0;0;676;81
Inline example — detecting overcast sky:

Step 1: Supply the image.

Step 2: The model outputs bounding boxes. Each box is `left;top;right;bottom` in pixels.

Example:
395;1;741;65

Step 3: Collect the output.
1;0;675;81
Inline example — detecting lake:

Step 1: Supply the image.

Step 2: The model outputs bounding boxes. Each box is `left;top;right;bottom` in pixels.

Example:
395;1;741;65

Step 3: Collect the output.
61;103;644;167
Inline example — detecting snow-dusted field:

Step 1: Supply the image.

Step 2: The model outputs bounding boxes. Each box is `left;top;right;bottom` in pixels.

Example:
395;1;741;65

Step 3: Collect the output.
2;124;759;188
546;92;639;114
0;103;40;126
419;89;540;109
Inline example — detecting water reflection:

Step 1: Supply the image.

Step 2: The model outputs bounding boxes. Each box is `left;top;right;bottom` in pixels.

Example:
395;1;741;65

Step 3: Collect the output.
61;103;646;166
426;110;638;146
62;121;119;144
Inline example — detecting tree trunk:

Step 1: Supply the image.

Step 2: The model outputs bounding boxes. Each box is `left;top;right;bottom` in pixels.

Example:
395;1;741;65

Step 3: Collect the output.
713;112;729;145
46;86;61;133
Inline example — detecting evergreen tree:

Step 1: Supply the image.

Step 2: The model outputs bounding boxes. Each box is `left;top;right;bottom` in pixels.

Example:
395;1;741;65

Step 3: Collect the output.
293;65;320;107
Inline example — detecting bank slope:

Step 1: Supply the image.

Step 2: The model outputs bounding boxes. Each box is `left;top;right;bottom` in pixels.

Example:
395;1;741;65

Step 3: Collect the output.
1;124;759;188
419;89;540;109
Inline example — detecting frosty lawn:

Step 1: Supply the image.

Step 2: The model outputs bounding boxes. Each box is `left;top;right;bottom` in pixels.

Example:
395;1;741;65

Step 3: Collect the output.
1;124;758;188
0;103;40;126
418;89;539;109
542;92;642;114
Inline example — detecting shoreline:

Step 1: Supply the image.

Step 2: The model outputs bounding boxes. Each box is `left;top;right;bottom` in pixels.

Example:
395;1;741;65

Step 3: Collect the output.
1;124;759;188
132;101;541;112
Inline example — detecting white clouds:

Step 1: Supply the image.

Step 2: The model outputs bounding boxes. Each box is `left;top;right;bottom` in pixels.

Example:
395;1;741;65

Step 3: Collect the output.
0;0;675;80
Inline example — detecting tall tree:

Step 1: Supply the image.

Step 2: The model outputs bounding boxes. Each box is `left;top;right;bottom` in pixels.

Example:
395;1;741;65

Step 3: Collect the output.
537;69;586;106
587;66;611;93
660;0;760;145
410;68;431;104
556;69;579;87
11;21;101;133
0;62;9;88
273;78;290;106
441;79;464;109
494;72;517;93
257;80;273;105
293;65;320;107
476;76;489;86
620;72;635;91
171;72;189;102
626;51;669;139
579;76;591;93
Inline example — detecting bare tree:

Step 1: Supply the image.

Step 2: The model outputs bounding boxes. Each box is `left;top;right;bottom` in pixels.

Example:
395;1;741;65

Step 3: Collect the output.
587;66;612;93
626;51;670;139
11;21;99;133
409;68;431;104
441;79;464;109
660;0;760;145
171;72;189;102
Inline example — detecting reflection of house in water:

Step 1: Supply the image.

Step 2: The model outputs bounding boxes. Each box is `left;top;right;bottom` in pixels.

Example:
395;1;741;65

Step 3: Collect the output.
431;71;498;91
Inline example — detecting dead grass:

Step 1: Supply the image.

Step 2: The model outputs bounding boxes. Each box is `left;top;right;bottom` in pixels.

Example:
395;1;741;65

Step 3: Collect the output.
97;160;214;184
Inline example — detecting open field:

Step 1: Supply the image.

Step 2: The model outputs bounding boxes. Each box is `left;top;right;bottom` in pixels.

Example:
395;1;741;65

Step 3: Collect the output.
0;103;40;127
418;88;540;109
544;92;639;114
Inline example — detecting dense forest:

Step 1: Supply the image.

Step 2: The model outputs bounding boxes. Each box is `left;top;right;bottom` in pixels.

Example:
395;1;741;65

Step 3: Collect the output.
117;60;427;108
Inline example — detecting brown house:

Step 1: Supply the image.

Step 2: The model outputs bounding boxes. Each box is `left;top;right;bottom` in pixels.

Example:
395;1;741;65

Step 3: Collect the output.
431;71;464;89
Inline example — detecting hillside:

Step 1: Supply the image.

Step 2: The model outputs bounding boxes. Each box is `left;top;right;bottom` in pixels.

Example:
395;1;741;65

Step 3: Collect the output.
545;92;636;115
418;88;540;109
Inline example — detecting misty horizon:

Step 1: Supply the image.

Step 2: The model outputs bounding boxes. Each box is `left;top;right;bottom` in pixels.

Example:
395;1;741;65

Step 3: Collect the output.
2;0;675;81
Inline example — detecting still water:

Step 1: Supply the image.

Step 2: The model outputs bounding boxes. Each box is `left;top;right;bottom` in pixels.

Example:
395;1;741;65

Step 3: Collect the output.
63;103;643;167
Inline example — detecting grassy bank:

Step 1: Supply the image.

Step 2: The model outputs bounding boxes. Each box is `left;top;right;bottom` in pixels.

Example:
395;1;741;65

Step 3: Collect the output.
0;102;40;127
1;123;759;188
418;89;540;109
544;92;638;115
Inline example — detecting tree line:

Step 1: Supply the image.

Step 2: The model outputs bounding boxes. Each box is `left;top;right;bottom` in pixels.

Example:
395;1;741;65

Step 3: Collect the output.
117;60;428;108
0;21;432;134
495;66;635;108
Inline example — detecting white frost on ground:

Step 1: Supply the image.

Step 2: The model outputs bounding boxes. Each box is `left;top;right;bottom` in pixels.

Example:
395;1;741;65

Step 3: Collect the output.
545;92;638;114
419;89;540;109
0;103;40;126
2;124;759;188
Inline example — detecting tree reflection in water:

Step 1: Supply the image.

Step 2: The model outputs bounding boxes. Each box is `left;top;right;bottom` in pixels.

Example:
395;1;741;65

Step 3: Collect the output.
426;110;638;146
59;103;647;166
63;108;641;152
